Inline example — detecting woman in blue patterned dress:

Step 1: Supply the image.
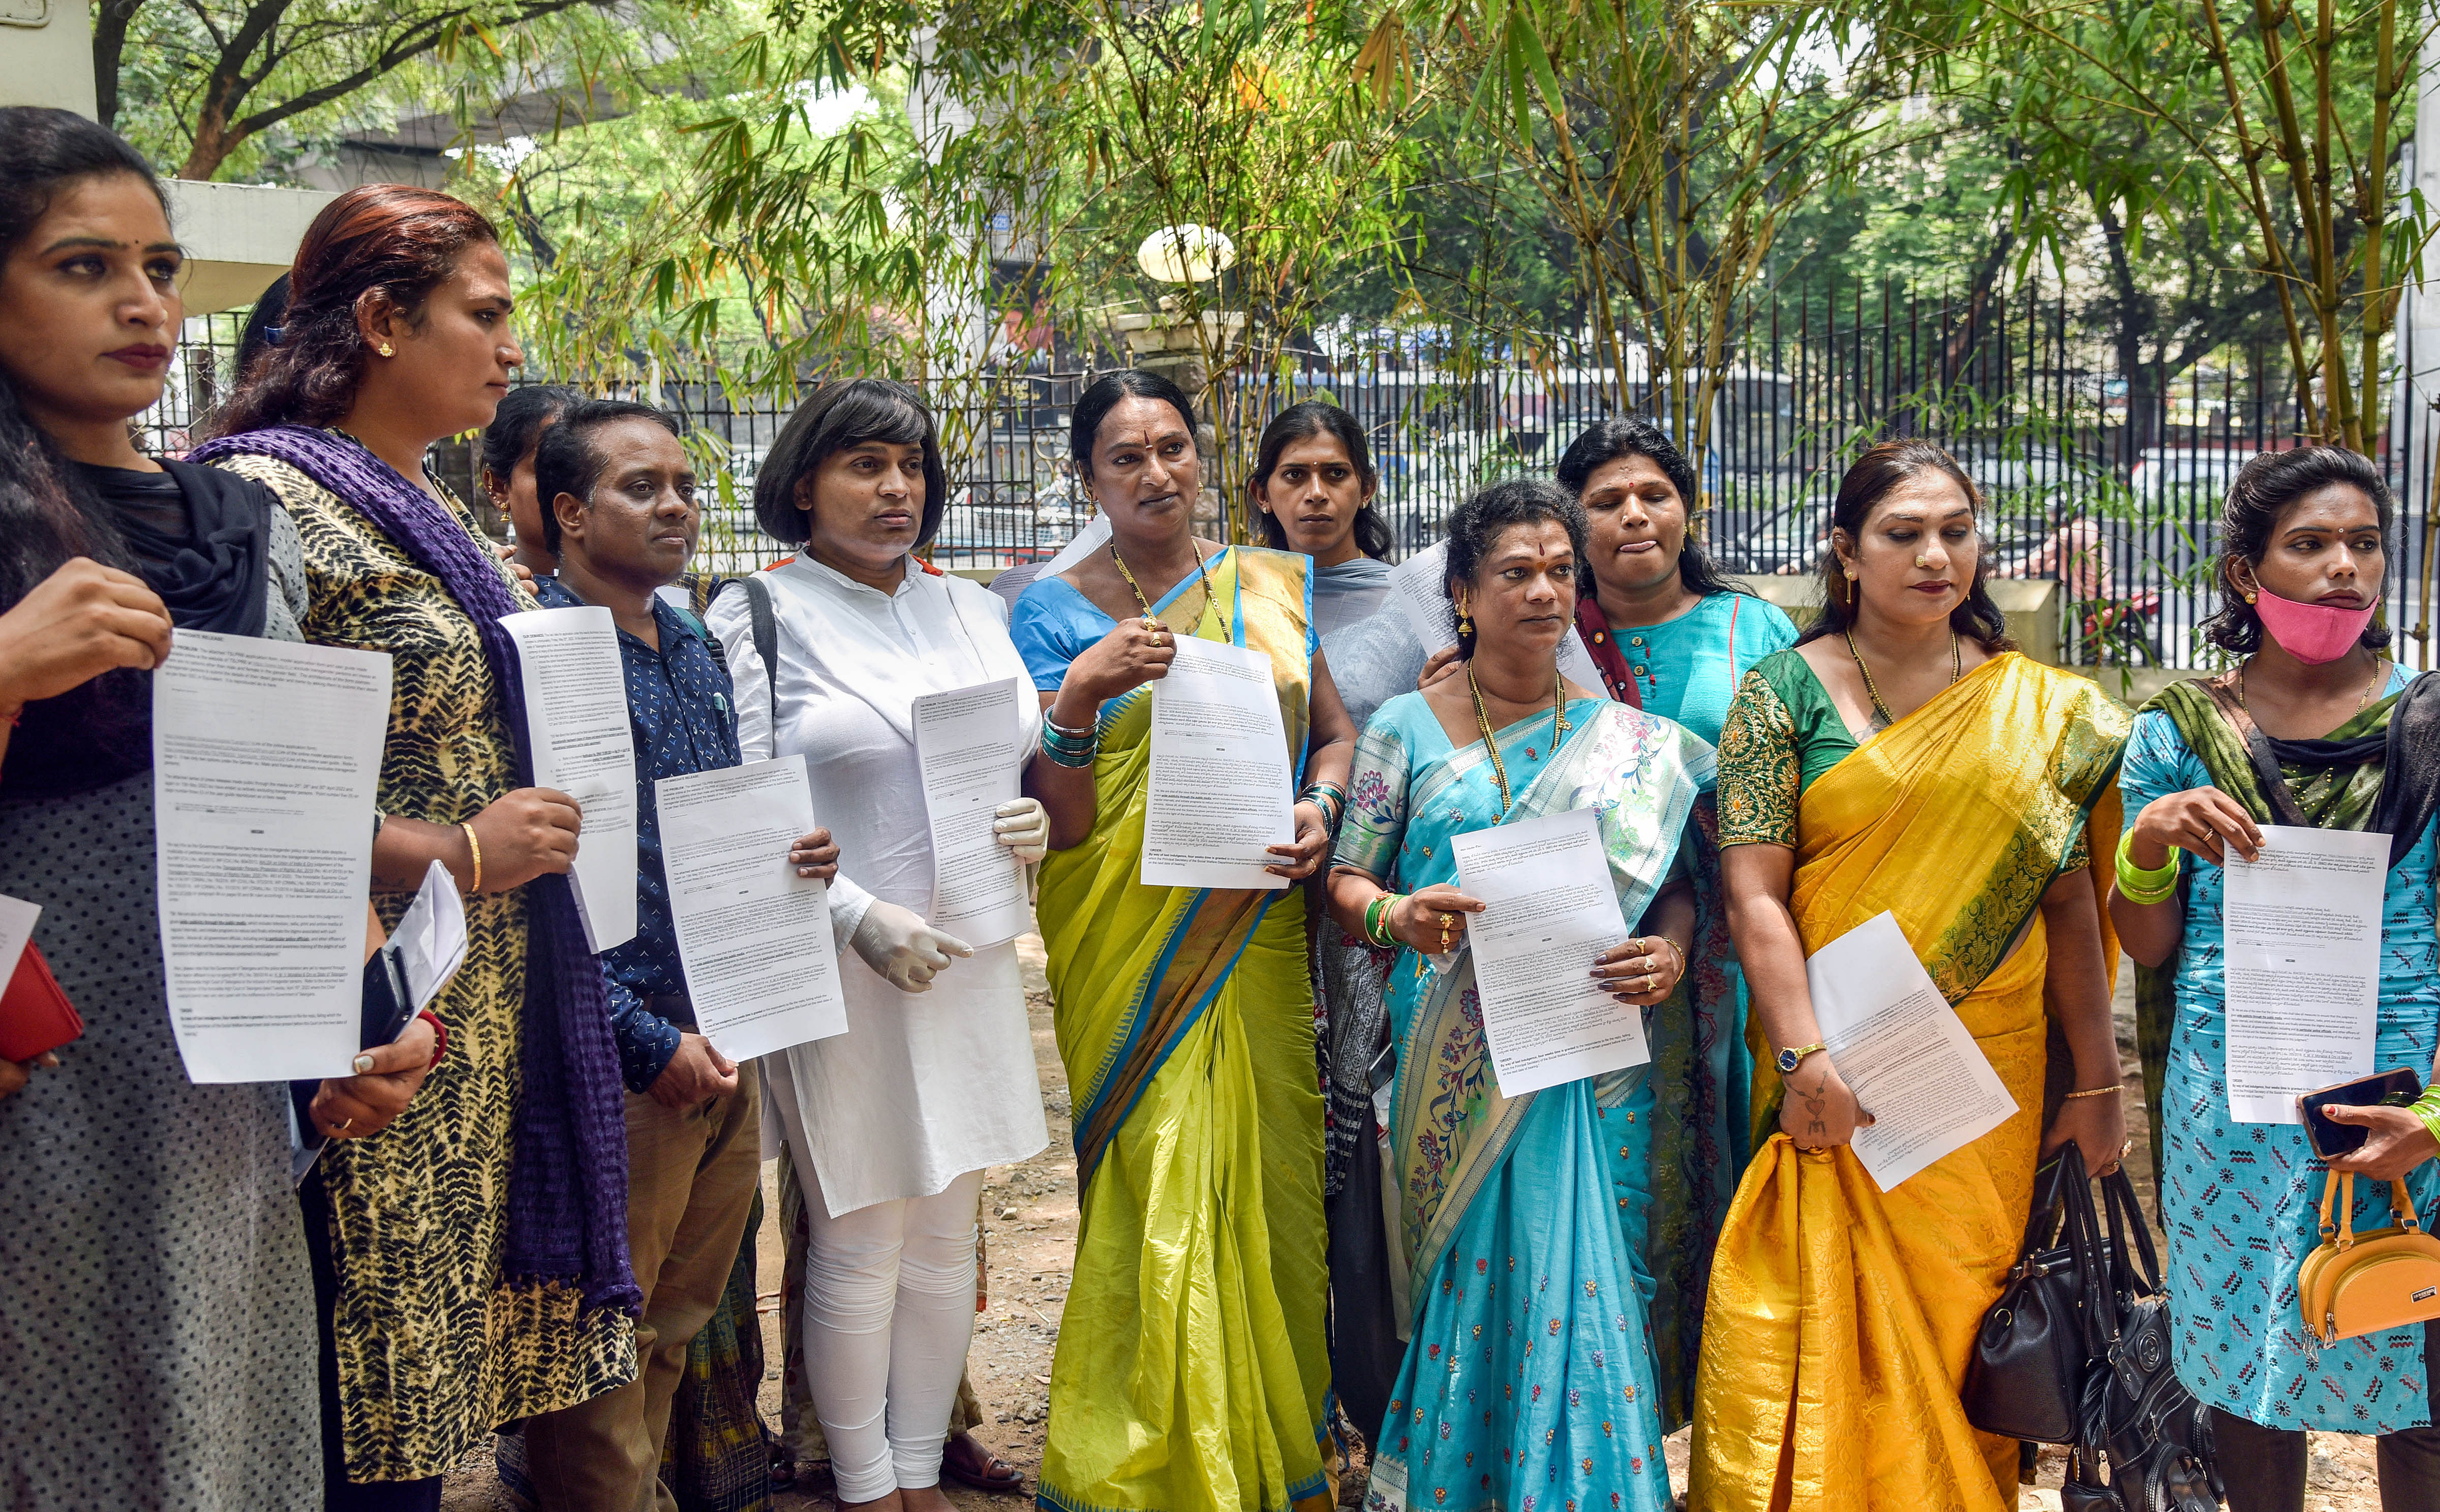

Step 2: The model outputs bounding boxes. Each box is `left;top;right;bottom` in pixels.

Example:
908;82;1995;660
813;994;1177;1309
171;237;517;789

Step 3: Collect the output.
1327;480;1717;1512
2115;445;2440;1509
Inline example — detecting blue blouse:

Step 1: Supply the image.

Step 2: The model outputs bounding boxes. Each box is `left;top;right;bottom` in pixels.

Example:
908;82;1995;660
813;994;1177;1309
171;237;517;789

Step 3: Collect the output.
1591;591;1798;747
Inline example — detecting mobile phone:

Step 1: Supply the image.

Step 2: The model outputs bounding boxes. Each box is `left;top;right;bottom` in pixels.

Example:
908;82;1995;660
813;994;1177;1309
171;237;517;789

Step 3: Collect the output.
2298;1067;2426;1160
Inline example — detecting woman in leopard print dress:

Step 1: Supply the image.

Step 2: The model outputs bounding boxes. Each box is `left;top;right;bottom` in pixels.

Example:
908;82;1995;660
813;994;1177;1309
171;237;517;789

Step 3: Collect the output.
196;185;638;1509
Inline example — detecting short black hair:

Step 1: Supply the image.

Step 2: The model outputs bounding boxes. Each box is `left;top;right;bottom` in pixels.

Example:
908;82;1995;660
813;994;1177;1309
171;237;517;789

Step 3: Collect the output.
1072;369;1198;476
1444;478;1589;657
2202;445;2395;656
752;379;946;546
1247;400;1392;560
482;383;578;493
1554;416;1747;600
532;397;681;556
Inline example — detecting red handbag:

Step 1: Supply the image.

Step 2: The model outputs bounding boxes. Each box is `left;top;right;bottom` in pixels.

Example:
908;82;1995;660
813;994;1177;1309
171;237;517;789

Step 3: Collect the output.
0;943;82;1062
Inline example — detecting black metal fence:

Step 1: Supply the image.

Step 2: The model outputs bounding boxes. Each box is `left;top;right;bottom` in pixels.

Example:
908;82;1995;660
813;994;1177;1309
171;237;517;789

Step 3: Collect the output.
147;280;2440;671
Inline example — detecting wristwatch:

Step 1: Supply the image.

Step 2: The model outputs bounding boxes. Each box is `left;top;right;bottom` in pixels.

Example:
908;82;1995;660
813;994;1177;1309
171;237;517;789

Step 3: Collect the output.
1774;1041;1827;1075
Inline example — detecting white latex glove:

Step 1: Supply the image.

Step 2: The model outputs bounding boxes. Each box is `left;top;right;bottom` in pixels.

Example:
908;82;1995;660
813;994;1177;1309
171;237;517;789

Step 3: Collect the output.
993;796;1050;866
849;901;973;993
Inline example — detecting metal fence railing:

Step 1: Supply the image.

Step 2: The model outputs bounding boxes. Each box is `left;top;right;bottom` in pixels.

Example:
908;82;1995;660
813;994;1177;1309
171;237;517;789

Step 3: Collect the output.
146;280;2440;671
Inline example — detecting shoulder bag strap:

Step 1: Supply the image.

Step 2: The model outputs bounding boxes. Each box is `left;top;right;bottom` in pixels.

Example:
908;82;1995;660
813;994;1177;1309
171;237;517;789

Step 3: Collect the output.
743;574;780;734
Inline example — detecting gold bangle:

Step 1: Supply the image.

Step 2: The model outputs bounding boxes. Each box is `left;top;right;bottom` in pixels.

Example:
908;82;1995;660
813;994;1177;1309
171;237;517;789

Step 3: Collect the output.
2063;1084;2123;1100
460;821;483;894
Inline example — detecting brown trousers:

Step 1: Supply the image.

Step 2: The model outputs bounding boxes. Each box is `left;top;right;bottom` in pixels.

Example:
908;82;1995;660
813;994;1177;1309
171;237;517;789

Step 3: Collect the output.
523;1064;762;1512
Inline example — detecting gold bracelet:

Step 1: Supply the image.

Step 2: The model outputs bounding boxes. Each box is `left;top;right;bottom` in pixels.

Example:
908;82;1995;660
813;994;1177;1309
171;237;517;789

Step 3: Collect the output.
2063;1084;2123;1100
1657;937;1687;981
460;821;483;894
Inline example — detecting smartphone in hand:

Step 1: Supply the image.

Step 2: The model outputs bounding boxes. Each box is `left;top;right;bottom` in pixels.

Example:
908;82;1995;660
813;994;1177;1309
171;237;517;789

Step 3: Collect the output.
2299;1067;2426;1160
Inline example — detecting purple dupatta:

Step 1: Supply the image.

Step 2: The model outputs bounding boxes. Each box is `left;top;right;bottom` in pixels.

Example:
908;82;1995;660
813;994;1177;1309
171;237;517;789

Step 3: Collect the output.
193;424;638;1314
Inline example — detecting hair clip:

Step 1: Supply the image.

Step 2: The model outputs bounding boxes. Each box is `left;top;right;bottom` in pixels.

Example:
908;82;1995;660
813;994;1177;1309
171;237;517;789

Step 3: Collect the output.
264;327;284;346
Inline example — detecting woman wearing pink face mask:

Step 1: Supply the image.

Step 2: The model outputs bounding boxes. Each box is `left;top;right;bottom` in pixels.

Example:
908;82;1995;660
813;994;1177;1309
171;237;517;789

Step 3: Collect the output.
2114;444;2440;1510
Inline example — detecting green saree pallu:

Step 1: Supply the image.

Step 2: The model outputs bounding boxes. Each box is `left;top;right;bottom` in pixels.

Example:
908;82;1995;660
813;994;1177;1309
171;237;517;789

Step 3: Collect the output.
1035;547;1336;1512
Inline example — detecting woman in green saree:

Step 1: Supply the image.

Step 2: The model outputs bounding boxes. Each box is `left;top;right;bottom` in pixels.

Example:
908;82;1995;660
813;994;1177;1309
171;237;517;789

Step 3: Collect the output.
1011;371;1356;1512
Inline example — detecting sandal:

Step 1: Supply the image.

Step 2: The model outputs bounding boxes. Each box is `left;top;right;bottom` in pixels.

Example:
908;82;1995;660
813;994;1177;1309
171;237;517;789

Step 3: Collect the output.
941;1429;1027;1495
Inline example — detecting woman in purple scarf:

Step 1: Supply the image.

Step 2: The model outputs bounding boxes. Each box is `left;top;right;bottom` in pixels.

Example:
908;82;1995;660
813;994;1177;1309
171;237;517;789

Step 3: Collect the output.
194;185;636;1511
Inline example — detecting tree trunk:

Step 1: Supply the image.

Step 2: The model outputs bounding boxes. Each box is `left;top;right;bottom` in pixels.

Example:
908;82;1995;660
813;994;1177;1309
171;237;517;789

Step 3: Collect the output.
2095;193;2159;469
90;0;146;129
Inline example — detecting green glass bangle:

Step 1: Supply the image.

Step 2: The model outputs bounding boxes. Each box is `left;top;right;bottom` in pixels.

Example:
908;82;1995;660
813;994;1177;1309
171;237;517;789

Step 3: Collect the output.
1365;893;1404;949
2115;828;2180;903
2412;1088;2440;1151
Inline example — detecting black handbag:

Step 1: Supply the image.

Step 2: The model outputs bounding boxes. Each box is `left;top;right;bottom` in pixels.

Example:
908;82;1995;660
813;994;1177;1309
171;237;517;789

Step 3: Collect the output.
2078;1167;2222;1512
1965;1146;2106;1443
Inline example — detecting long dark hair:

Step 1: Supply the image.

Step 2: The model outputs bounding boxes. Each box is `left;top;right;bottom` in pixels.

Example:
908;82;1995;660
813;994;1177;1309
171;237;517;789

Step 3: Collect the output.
1444;478;1589;659
1071;368;1198;476
0;107;161;609
753;378;947;547
1554;416;1746;598
1246;401;1392;560
2202;445;2395;656
1800;439;2014;650
204;184;500;437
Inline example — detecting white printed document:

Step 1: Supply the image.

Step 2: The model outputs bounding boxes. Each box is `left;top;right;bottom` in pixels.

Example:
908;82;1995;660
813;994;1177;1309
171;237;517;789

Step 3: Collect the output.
657;758;848;1061
0;894;37;990
501;606;638;952
390;860;469;1012
1386;541;1605;692
2222;824;2387;1124
1142;637;1296;891
1803;911;2019;1190
151;630;390;1083
1451;808;1647;1097
912;678;1033;948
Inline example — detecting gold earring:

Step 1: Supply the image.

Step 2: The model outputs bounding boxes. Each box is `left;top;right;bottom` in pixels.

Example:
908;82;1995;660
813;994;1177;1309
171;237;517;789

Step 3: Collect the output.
1457;601;1473;636
378;342;394;357
2245;592;2258;604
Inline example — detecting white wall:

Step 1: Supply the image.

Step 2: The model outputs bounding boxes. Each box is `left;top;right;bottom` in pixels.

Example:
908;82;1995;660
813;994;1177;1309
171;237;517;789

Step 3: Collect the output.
0;0;100;117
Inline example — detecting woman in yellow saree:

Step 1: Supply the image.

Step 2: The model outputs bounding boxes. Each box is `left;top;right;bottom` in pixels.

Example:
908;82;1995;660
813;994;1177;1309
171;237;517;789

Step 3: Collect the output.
1690;441;2132;1510
1011;373;1354;1512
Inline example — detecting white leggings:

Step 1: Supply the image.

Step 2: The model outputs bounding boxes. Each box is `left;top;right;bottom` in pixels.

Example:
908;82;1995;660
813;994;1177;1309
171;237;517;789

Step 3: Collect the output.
793;1160;983;1502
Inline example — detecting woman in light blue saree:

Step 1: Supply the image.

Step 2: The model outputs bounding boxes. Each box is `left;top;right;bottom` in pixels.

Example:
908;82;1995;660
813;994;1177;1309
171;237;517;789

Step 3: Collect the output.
1328;481;1716;1512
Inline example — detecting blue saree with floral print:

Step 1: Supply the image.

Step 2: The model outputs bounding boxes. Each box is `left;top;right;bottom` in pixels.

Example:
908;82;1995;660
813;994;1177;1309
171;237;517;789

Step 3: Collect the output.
1334;692;1715;1512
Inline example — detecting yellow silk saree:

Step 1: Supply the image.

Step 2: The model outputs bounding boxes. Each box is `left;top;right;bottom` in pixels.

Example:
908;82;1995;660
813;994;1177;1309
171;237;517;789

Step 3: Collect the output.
1691;651;2128;1512
1034;547;1335;1512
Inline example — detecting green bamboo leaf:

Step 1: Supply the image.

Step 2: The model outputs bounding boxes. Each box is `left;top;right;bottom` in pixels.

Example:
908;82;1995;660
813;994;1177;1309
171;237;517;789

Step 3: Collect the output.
1510;3;1565;123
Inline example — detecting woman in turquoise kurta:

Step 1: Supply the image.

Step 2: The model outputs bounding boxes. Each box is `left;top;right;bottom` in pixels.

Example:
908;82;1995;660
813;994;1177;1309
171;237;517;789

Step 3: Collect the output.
1552;418;1795;1410
1329;481;1715;1512
2112;445;2440;1508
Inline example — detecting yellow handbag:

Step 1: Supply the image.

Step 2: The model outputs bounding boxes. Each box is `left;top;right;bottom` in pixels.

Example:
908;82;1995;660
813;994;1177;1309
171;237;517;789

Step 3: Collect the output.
2295;1168;2440;1345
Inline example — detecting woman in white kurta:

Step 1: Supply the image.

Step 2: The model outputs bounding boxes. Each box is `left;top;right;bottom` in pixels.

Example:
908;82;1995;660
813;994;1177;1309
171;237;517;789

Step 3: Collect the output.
709;379;1049;1512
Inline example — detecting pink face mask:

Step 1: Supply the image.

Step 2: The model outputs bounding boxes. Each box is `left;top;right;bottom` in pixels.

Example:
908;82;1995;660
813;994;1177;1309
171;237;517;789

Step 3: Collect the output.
2252;585;2378;664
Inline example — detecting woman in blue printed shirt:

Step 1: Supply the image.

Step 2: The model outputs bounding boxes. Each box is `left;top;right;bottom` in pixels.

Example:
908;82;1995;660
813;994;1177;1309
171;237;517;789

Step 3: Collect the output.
2114;445;2440;1510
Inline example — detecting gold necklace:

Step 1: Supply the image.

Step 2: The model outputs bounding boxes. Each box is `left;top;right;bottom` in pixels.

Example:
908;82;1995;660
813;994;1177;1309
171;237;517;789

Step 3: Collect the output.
1842;627;1960;730
1111;538;1221;633
2237;655;2387;713
1466;661;1570;817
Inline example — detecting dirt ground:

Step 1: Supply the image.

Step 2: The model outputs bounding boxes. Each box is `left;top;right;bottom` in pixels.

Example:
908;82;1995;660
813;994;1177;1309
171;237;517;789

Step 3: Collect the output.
440;948;2390;1511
